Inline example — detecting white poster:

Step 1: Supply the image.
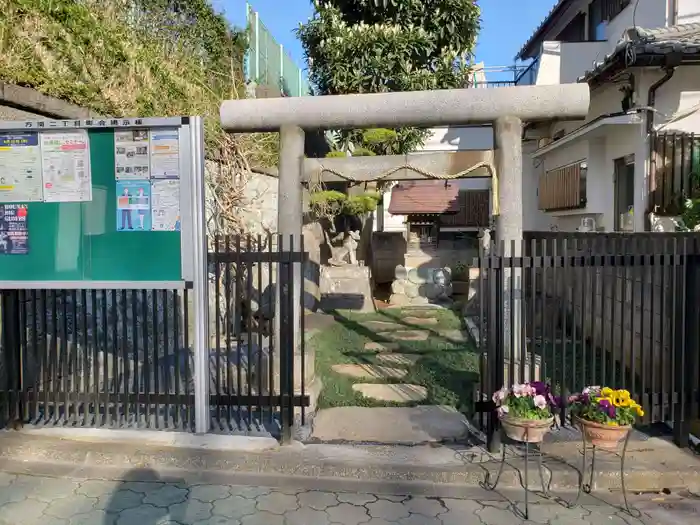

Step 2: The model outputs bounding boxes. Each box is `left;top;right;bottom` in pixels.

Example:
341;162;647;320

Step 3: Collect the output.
0;132;44;202
40;131;92;202
114;129;150;180
151;179;181;231
150;128;180;179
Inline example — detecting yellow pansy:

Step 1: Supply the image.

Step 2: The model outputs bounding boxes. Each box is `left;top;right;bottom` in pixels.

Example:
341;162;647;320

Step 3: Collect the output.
607;421;619;426
601;387;614;398
612;395;630;407
616;389;631;401
636;406;644;417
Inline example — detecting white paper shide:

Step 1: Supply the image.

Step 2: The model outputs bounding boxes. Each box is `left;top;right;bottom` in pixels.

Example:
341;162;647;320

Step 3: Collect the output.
40;131;92;202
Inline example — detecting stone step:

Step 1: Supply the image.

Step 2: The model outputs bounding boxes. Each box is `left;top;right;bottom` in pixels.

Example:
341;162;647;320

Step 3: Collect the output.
351;383;428;403
331;364;407;380
376;353;421;366
364;342;401;352
377;330;429;341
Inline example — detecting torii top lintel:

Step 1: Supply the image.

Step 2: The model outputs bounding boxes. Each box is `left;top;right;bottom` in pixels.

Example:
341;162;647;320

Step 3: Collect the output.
219;84;590;133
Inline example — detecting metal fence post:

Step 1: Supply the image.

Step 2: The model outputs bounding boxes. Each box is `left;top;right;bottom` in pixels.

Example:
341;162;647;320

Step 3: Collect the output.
0;290;22;426
190;116;210;435
675;238;695;447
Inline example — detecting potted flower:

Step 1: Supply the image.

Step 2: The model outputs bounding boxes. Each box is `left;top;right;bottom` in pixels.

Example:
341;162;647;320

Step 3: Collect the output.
492;382;558;443
568;386;644;449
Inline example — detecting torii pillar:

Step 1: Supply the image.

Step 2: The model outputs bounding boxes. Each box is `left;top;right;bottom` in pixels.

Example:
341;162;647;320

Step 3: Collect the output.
219;84;590;441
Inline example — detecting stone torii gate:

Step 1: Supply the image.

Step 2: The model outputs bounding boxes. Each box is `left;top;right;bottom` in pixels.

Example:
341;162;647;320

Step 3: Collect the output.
217;84;590;435
221;85;589;251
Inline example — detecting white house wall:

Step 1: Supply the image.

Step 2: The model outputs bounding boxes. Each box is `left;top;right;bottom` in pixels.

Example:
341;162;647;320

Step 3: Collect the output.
605;1;668;51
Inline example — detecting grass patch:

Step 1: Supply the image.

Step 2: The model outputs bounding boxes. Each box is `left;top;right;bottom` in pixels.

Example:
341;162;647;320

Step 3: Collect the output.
309;308;480;412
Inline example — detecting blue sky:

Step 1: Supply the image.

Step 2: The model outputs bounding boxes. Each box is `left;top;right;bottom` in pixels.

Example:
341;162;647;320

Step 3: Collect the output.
212;0;558;81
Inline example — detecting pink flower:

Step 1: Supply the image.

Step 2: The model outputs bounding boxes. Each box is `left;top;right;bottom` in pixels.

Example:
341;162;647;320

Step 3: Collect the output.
492;387;507;406
512;384;526;398
498;405;509;416
534;395;548;410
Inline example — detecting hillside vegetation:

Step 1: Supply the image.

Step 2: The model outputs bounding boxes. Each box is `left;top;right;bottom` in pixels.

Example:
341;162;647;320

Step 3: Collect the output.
0;0;278;231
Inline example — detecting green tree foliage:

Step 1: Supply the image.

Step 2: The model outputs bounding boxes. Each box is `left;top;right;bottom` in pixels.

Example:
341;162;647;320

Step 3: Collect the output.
298;0;481;153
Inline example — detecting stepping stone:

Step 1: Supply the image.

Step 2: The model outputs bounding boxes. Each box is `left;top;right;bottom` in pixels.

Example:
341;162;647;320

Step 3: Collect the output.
401;309;437;317
378;330;429;341
351;383;428;403
439;329;469;342
364;342;401;352
361;320;405;331
402;316;438;325
332;364;407;379
376;353;421;366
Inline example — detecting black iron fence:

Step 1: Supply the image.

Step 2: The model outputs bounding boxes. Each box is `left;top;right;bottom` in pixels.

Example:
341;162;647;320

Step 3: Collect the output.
0;234;307;441
0;288;192;430
208;234;308;441
474;232;700;449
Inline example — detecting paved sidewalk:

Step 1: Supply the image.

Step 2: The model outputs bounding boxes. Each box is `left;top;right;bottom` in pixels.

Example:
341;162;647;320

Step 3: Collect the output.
0;470;699;525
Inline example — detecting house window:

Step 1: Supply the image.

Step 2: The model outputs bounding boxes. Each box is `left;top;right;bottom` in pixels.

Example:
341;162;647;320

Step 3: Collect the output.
614;155;635;231
538;160;588;211
556;12;586;42
588;0;631;41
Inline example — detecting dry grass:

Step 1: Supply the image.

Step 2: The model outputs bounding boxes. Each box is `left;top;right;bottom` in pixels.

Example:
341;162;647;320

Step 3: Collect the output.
0;0;278;234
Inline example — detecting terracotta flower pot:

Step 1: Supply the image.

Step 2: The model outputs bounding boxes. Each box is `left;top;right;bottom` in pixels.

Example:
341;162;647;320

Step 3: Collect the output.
574;417;631;449
500;416;554;443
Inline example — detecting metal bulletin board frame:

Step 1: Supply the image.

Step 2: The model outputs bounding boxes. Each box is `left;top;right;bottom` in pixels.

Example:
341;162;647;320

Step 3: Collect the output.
0;116;205;289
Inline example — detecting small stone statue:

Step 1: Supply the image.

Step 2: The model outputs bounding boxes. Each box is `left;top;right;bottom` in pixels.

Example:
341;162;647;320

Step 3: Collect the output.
329;230;361;266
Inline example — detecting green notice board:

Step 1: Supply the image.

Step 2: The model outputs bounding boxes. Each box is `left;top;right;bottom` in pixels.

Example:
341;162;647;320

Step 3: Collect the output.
0;121;190;286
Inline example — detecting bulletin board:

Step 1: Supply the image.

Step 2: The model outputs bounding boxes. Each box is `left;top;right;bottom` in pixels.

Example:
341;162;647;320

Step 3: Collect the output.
0;117;199;288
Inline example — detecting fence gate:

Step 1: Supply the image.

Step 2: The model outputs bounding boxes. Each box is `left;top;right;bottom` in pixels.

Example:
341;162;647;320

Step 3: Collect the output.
475;233;700;449
208;233;308;441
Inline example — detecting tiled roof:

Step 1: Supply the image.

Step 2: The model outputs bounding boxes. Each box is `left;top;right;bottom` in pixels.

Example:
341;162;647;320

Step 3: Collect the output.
578;23;700;83
388;180;460;215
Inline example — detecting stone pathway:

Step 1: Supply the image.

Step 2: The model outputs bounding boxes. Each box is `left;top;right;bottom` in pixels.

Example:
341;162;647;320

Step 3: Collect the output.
0;469;690;525
331;311;441;404
402;316;439;325
377;330;429;342
332;364;408;380
351;383;427;402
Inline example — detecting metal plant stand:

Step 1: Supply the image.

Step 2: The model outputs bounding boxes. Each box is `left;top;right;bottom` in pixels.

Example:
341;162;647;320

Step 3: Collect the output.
482;431;580;520
577;429;641;518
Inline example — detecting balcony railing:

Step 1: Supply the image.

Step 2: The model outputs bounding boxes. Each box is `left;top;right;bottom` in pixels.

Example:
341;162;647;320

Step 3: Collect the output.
473;81;516;88
515;56;540;85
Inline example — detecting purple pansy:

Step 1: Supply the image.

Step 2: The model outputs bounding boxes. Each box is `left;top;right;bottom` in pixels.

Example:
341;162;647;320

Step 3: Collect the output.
598;398;616;418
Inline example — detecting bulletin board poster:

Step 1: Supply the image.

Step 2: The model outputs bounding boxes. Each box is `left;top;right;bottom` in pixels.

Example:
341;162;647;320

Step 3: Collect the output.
114;129;150;180
0;204;29;255
0;133;43;202
116;180;152;231
115;127;181;233
40;130;92;202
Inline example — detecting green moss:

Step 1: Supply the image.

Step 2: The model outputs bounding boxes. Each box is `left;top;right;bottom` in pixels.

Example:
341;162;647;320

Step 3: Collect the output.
309;309;479;411
0;0;275;165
